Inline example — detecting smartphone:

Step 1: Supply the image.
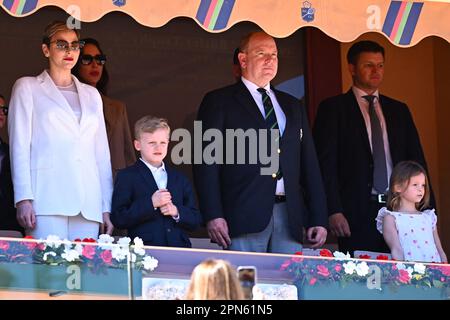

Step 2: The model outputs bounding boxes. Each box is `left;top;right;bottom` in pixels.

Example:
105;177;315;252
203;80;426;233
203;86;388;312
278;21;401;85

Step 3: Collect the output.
237;266;257;300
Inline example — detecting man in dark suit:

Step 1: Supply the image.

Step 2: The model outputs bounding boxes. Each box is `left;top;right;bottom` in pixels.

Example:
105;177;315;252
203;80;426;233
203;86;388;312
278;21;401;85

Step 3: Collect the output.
193;32;328;254
111;116;201;247
313;40;431;255
0;94;23;234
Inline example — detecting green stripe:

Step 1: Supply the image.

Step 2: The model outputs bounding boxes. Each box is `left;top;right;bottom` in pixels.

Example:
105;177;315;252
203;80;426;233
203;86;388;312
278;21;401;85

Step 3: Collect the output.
208;0;224;30
265;108;274;119
16;0;26;14
270;123;278;130
394;2;413;44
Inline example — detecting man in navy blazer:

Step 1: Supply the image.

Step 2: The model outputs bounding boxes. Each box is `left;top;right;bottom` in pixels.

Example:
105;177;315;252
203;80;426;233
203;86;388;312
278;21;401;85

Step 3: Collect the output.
313;40;432;255
193;32;328;254
111;116;201;247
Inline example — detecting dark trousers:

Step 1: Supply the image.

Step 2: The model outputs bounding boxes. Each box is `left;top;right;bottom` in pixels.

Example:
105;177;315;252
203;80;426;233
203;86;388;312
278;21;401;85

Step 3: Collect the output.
338;200;390;256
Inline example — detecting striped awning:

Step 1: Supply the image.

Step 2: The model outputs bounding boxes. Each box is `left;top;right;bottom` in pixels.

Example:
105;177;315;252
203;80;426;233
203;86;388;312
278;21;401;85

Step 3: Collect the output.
1;0;449;47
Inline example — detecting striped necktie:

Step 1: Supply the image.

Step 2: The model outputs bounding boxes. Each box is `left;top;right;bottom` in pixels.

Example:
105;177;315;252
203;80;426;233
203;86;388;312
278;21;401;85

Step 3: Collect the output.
258;88;282;180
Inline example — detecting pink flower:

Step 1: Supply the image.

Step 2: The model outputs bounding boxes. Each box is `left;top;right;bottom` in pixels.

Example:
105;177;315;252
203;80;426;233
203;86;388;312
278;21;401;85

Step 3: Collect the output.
100;250;112;264
309;277;317;285
280;260;291;271
82;245;96;259
0;241;10;251
334;264;342;272
397;269;411;284
317;265;330;277
439;266;450;276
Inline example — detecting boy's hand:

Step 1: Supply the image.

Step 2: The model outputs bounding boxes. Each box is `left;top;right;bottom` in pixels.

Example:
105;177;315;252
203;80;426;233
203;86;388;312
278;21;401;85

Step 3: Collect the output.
151;189;172;208
160;202;179;217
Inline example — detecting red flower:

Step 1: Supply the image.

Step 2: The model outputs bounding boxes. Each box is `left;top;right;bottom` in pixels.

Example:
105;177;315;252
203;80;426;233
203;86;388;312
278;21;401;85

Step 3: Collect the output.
317;265;330;277
309;277;317;286
100;250;112;264
82;238;97;243
376;255;389;260
358;254;371;259
294;251;303;256
319;249;333;257
397;269;411;284
23;236;34;239
82;245;96;259
74;238;82;242
334;264;342;272
0;241;10;251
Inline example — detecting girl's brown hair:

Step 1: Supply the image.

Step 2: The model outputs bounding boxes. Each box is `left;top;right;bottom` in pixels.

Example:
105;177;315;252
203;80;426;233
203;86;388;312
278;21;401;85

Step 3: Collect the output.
387;161;430;211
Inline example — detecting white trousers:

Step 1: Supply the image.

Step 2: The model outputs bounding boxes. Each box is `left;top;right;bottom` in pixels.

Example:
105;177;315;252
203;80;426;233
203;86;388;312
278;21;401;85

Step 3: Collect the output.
27;213;100;240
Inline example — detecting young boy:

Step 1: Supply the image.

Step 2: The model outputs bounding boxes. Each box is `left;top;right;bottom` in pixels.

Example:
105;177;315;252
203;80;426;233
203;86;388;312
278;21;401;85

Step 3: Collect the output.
111;116;201;247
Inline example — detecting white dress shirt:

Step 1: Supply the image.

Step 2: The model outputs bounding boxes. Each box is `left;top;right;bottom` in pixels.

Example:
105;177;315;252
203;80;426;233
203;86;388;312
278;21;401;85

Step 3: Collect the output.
352;86;393;194
241;77;286;195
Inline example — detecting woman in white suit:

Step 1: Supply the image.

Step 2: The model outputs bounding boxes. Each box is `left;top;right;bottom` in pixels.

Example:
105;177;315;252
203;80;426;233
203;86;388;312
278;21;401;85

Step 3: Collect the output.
8;21;114;240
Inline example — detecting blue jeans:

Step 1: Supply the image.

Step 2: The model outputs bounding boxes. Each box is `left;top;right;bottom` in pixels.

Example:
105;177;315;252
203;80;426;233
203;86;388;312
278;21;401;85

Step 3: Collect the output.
228;203;302;254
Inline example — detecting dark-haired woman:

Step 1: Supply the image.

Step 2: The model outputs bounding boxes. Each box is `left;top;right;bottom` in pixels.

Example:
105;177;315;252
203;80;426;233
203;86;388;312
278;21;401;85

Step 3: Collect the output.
72;38;136;179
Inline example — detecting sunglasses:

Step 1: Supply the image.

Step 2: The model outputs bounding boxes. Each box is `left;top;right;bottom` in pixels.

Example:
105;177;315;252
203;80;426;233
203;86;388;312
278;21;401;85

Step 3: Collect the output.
0;105;8;116
80;54;107;66
50;40;85;51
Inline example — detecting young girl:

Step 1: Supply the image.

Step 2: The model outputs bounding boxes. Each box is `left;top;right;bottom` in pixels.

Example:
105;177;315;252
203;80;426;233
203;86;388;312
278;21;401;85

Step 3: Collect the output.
376;161;447;263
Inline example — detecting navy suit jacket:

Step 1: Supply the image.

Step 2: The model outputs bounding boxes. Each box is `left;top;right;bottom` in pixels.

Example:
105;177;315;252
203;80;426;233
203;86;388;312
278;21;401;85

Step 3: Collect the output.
0;140;23;233
111;160;201;247
313;89;432;247
193;81;328;242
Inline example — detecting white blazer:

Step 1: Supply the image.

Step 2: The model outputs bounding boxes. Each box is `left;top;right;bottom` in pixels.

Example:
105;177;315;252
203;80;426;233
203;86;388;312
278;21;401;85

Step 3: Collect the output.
8;70;113;223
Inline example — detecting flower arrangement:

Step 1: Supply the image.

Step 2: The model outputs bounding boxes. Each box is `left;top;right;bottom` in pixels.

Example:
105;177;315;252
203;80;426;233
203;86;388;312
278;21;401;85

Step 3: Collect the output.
0;234;158;274
280;249;450;291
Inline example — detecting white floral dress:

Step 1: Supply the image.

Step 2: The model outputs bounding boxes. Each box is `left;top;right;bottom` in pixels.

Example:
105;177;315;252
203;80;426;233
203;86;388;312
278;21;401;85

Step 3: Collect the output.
376;207;441;263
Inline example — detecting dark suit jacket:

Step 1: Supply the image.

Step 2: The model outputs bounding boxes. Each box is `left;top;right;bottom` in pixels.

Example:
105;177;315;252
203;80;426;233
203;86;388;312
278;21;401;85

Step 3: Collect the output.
193;81;328;242
313;89;431;248
110;160;201;247
0;140;23;233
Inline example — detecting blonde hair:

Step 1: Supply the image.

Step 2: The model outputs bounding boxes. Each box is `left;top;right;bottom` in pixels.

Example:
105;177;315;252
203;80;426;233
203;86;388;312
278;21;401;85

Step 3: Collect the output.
42;20;80;45
185;259;245;300
134;115;170;140
387;161;430;211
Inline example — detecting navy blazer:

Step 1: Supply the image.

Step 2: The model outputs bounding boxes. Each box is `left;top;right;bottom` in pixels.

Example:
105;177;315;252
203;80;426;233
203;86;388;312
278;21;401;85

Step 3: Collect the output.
111;160;201;247
193;81;328;242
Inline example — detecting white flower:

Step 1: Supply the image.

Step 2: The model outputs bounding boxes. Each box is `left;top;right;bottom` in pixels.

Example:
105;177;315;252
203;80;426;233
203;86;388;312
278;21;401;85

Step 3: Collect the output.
343;261;357;275
396;263;407;271
333;251;351;260
414;263;426;275
46;235;63;248
406;267;414;277
43;251;57;261
118;237;131;247
143;256;158;271
98;234;115;250
62;249;80;262
134;247;146;256
133;237;144;248
131;253;137;263
74;244;83;255
355;262;369;276
111;246;128;262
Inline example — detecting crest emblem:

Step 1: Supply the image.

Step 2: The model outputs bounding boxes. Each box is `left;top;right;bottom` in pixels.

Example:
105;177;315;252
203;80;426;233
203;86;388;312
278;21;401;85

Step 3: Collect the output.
301;1;315;22
112;0;126;7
